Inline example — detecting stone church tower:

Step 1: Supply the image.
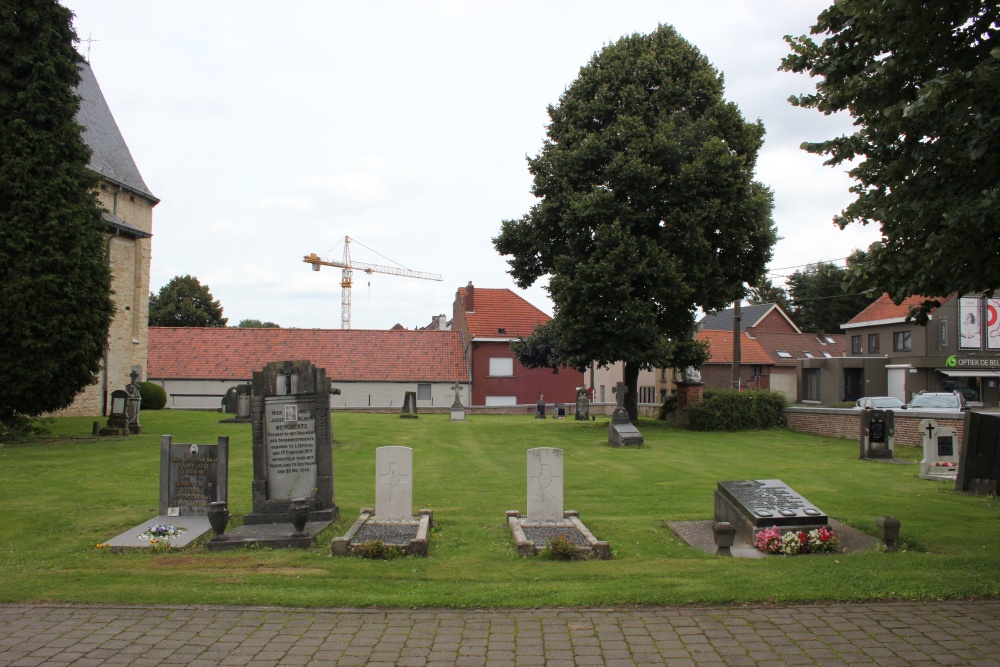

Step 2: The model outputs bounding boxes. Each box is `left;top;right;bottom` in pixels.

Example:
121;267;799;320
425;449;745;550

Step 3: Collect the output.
59;62;158;416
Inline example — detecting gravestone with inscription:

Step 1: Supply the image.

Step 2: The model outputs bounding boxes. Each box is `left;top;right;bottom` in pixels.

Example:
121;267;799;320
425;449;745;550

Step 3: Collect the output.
715;479;828;545
575;388;590;421
376;446;413;521
919;419;960;481
244;360;337;525
956;412;1000;495
608;382;643;447
401;391;418;419
535;394;546;419
859;409;894;459
100;436;229;551
504;447;611;558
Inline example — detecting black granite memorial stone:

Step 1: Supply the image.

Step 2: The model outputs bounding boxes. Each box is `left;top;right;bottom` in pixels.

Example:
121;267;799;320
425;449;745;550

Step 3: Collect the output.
715;479;828;544
159;435;229;517
957;412;1000;495
860;409;894;459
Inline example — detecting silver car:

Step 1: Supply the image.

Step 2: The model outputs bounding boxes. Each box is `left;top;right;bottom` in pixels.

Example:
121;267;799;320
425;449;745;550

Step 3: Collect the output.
904;392;970;412
855;396;905;410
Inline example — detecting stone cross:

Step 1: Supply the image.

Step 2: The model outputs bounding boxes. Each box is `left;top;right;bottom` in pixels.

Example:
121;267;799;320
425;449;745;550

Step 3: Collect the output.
527;447;563;522
451;381;463;408
613;382;627;408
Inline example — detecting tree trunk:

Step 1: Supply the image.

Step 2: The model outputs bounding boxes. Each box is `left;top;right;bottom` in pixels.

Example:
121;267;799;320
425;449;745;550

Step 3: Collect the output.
623;361;641;423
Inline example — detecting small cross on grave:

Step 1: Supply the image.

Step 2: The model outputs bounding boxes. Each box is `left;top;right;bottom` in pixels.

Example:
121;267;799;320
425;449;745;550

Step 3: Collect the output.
379;461;410;504
613;382;627;408
925;421;937;441
451;380;463;408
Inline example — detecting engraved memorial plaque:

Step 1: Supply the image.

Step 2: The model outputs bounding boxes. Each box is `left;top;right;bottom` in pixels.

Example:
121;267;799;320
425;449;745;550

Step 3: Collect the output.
159;436;228;517
264;396;317;501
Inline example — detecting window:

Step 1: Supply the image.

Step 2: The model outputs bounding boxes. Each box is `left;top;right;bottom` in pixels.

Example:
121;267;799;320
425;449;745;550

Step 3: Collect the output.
488;357;514;376
803;369;821;401
868;333;880;354
822;351;833;358
893;331;912;352
485;395;517;406
776;350;792;359
851;335;862;355
751;365;763;377
417;384;431;401
639;386;656;403
803;351;815;358
825;336;836;344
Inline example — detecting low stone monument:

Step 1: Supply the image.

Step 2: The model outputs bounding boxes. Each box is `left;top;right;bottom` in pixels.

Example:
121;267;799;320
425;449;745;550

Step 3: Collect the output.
506;447;610;559
100;370;142;436
100;436;229;551
859;409;894;459
220;383;252;423
331;446;431;556
919;419;960;481
449;380;466;422
401;391;418;419
956;412;1000;495
574;387;590;421
535;393;546;419
714;479;828;546
608;382;643;447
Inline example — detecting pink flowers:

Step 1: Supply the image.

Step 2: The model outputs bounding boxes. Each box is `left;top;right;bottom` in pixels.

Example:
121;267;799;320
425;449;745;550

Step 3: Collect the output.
754;525;840;555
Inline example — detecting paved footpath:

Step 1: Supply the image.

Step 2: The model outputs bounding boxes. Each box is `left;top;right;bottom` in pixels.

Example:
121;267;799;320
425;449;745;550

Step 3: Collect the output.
1;601;999;666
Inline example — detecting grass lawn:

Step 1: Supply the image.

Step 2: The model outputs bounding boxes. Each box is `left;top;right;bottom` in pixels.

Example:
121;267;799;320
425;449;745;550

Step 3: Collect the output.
0;410;997;608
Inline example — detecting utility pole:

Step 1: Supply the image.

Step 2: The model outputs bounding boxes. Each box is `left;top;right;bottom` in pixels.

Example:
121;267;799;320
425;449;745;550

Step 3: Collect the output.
731;300;741;390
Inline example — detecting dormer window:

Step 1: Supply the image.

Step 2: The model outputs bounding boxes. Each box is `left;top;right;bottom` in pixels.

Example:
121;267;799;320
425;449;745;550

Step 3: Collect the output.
776;350;792;359
803;351;815;358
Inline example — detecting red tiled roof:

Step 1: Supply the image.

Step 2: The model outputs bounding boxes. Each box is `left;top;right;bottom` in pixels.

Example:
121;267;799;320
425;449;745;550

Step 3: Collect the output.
148;328;469;381
846;293;950;325
697;330;774;365
460;288;550;338
750;331;847;366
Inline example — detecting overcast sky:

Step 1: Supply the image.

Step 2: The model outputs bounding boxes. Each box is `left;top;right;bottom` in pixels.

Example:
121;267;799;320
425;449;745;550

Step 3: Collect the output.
65;0;882;330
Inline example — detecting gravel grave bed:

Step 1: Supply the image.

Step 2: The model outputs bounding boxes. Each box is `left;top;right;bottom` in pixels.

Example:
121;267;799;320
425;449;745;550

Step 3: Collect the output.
351;521;419;545
519;522;590;548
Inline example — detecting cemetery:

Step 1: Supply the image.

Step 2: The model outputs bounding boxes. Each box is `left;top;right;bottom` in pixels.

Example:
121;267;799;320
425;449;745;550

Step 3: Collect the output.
2;407;999;609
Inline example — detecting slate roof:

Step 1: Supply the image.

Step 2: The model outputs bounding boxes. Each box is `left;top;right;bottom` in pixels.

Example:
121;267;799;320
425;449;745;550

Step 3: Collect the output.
75;62;158;202
460;287;550;339
148;328;470;381
697;330;774;365
698;303;800;333
844;293;950;327
748;331;846;366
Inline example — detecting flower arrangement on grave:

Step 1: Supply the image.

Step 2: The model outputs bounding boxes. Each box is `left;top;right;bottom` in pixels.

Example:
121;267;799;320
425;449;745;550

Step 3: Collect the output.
138;524;186;547
754;525;840;555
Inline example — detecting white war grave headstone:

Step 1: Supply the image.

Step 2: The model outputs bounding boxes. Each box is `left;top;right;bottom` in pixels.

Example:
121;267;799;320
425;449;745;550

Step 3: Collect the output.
527;447;563;522
919;418;960;481
376;446;413;521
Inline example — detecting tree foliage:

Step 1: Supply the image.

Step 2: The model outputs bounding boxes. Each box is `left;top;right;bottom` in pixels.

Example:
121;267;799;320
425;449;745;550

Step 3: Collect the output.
781;1;1000;319
494;25;775;420
148;276;227;327
786;250;874;332
746;278;790;311
238;319;280;328
0;0;115;423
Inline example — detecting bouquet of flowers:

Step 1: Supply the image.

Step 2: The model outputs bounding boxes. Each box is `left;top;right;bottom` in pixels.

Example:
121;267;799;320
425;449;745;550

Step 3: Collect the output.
754;525;840;555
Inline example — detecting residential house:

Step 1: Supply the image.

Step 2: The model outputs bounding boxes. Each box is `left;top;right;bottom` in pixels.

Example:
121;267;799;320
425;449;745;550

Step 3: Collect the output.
58;62;158;416
801;293;1000;406
148;328;469;410
452;283;583;406
698;303;846;401
695;330;775;391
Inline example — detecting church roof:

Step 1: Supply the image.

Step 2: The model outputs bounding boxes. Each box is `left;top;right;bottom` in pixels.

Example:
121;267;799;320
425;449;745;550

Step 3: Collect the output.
75;62;158;203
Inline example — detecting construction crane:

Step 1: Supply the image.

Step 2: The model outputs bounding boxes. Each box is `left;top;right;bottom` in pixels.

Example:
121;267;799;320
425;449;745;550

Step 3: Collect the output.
304;236;443;330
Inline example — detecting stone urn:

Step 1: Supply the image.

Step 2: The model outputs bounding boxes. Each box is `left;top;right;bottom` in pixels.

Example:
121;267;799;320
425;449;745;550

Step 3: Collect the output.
713;521;736;557
207;501;229;541
289;498;310;537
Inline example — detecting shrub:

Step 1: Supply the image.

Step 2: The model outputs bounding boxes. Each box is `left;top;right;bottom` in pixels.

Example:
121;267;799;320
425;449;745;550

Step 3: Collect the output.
657;394;677;419
138;382;167;410
687;389;786;431
354;540;404;560
0;414;48;444
541;534;582;560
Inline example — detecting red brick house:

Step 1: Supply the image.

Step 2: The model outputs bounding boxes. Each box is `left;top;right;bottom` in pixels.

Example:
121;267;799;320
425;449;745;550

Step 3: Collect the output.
148;327;469;410
452;283;584;406
696;330;775;390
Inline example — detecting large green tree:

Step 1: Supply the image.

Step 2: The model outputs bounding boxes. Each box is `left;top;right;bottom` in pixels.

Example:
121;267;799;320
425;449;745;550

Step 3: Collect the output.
781;1;1000;320
786;250;874;333
149;276;227;327
0;0;114;425
238;319;280;328
494;25;776;420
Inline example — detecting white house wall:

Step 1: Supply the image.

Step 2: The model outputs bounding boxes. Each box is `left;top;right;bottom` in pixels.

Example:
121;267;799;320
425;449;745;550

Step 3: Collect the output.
151;378;465;410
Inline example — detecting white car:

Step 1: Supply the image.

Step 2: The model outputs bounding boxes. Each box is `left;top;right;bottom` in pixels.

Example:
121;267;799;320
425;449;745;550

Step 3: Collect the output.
855;396;906;410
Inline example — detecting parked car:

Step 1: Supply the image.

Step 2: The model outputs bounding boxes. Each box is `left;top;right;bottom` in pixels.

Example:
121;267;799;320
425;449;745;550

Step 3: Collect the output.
903;391;970;412
855;396;906;410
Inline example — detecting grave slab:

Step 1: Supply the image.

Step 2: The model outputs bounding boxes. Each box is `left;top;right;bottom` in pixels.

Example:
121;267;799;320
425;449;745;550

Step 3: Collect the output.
103;516;211;552
715;479;827;545
205;520;332;551
668;518;877;558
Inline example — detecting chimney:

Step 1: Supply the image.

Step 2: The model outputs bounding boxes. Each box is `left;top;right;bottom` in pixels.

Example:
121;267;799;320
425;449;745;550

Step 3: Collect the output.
465;281;475;313
436;314;449;330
